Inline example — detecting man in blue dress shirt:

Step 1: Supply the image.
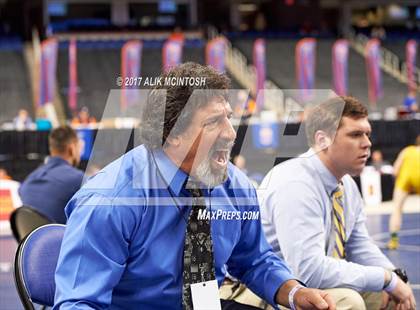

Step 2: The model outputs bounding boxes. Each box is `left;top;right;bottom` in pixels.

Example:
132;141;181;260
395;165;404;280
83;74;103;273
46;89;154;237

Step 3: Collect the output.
259;96;415;310
19;126;83;223
53;63;335;310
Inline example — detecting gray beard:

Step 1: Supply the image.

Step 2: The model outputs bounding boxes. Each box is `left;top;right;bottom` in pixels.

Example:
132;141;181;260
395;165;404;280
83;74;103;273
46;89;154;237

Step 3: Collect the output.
194;152;230;188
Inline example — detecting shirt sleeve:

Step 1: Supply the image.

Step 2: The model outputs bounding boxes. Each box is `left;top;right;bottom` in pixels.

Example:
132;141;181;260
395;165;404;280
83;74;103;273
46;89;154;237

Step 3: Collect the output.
226;188;295;308
53;193;141;309
269;181;387;292
345;185;395;274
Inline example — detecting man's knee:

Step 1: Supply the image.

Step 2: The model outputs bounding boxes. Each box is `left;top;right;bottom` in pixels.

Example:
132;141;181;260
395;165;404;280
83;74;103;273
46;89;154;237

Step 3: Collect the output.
324;288;366;310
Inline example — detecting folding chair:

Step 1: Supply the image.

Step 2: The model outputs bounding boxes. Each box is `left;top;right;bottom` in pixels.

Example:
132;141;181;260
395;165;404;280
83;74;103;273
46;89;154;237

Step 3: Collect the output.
10;206;52;243
14;224;65;310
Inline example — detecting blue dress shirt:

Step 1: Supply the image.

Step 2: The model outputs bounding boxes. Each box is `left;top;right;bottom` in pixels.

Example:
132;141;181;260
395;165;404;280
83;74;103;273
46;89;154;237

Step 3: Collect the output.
259;149;394;292
53;145;294;309
19;156;84;223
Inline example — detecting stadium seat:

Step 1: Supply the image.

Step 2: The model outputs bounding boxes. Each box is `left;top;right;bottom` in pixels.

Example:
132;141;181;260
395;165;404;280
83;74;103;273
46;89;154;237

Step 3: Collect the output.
13;224;65;310
10;206;52;243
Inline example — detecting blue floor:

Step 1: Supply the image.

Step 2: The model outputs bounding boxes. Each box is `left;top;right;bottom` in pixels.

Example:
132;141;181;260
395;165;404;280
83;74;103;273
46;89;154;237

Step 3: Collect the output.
366;213;420;303
1;213;419;309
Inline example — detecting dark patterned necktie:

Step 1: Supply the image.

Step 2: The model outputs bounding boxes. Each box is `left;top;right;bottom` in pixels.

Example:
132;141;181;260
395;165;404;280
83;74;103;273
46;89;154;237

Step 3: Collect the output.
182;185;216;310
332;184;346;259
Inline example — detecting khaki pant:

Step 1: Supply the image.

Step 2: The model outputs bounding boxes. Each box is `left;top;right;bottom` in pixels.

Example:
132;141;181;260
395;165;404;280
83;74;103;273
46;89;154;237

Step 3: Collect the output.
220;281;393;310
325;288;393;310
220;280;274;310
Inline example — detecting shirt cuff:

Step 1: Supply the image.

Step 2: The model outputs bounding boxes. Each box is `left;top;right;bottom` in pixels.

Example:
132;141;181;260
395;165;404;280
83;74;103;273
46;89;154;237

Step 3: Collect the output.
363;266;386;292
264;270;296;308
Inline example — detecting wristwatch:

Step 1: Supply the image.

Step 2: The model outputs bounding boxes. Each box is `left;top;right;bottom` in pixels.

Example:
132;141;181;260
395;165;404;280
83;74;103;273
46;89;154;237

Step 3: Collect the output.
393;268;408;283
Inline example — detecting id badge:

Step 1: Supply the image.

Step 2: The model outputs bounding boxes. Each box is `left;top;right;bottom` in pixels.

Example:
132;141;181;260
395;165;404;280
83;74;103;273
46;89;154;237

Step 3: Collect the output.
190;280;221;310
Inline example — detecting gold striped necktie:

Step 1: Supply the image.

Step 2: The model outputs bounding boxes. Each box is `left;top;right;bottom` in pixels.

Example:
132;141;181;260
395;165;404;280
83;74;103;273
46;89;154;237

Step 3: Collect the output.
332;184;346;259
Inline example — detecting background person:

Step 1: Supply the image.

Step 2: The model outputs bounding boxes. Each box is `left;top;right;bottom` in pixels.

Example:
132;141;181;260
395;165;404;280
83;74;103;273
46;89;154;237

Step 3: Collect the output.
259;96;416;310
19;126;84;223
71;106;97;127
388;134;420;250
13;109;34;130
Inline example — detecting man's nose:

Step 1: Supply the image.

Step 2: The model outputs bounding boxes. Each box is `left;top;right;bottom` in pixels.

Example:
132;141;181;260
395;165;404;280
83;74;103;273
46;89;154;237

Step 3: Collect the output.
220;118;236;142
362;134;372;148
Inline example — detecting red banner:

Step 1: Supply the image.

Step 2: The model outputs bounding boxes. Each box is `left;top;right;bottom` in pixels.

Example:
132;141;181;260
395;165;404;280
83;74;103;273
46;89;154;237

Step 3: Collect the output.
332;39;349;96
253;38;266;111
365;39;383;104
206;37;226;73
296;38;316;100
162;39;183;73
121;40;143;110
38;38;58;107
406;39;417;93
68;38;78;112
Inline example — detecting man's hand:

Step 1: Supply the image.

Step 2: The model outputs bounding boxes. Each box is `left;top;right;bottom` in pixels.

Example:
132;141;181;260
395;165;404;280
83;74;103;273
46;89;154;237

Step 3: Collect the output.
275;280;335;310
293;287;336;310
387;278;416;310
380;291;390;310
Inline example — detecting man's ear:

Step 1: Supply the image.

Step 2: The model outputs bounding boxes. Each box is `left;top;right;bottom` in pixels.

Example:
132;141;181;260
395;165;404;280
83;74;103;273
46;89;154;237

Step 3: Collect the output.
314;130;332;150
67;142;76;158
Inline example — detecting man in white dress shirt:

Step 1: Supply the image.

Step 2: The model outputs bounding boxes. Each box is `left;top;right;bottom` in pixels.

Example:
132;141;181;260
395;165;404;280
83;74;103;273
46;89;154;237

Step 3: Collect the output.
259;96;415;310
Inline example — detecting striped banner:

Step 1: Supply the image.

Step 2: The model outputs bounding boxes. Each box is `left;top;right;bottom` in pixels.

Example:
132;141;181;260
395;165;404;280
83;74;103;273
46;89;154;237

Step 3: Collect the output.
253;38;266;111
206;37;226;73
121;40;143;110
296;38;316;100
365;39;383;105
162;39;183;73
406;39;417;93
38;38;58;107
68;38;78;112
332;39;349;96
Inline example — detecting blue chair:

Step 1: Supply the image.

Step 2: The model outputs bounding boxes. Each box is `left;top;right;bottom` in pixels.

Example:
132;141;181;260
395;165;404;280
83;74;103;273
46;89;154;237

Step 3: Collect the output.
14;224;65;310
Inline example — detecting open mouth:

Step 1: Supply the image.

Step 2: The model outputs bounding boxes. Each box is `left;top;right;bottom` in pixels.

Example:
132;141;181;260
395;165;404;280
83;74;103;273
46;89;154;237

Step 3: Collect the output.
211;150;229;168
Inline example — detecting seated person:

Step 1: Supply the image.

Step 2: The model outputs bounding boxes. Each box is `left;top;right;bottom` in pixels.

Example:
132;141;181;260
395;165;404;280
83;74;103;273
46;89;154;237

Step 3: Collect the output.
71;106;97;127
13;109;34;130
259;96;415;310
402;91;418;113
19;126;84;223
53;63;335;310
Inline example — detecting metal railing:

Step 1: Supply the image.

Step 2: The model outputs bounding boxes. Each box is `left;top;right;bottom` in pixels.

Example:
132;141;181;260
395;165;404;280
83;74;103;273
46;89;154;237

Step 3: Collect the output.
348;31;420;91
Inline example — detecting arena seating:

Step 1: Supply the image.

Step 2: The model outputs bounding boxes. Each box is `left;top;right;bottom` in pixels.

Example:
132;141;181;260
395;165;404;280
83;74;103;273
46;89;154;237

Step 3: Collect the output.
231;38;410;111
0;43;32;123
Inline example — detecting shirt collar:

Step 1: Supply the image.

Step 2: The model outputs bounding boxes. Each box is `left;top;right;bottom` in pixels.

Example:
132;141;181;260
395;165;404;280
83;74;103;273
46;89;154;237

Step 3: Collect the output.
151;148;188;196
47;156;70;166
306;148;340;196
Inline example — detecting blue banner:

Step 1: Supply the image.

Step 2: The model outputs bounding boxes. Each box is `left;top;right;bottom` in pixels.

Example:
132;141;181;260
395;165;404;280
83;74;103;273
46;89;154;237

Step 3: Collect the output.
332;39;348;96
162;39;183;73
296;38;316;100
38;38;58;107
206;37;226;73
121;40;143;110
365;39;383;104
252;122;279;149
77;129;94;161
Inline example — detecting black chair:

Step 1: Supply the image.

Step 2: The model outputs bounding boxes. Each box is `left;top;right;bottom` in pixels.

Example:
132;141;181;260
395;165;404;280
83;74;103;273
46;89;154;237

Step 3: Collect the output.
14;224;65;310
10;206;52;243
